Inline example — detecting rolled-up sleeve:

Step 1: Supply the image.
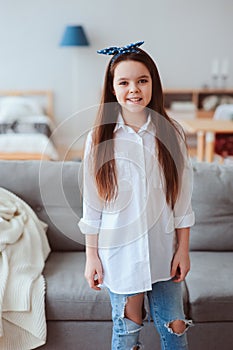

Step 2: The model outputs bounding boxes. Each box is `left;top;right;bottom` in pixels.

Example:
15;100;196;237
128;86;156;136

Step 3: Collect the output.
78;132;104;234
173;139;195;229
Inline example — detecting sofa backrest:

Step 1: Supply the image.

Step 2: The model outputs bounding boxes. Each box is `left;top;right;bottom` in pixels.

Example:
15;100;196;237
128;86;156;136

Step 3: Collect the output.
190;162;233;251
0;160;85;252
0;160;232;252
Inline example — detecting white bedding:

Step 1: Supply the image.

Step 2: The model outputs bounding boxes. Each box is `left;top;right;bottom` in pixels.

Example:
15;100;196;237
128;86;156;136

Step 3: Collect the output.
0;133;59;160
0;95;59;160
0;114;55;131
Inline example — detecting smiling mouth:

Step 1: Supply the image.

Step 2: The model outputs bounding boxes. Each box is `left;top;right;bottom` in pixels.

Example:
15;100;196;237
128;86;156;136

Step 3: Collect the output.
127;97;142;102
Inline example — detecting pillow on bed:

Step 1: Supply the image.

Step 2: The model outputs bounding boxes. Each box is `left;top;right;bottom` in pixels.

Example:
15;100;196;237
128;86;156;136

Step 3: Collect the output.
0;97;43;121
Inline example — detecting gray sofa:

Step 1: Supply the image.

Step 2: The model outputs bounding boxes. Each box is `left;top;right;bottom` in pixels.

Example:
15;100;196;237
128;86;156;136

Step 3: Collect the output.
0;160;232;350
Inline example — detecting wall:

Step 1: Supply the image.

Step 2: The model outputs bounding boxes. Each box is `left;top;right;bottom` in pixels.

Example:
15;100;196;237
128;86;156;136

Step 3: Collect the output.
0;0;233;150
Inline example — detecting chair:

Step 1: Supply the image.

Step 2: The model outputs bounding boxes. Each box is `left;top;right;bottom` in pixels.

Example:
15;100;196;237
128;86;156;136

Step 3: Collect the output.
213;104;233;158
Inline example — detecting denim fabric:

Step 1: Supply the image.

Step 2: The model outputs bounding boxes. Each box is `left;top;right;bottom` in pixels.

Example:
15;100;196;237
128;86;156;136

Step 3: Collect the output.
148;279;192;350
108;279;192;350
108;290;143;350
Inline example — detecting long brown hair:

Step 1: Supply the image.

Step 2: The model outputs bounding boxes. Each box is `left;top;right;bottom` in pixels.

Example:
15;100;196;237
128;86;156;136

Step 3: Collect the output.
92;48;187;208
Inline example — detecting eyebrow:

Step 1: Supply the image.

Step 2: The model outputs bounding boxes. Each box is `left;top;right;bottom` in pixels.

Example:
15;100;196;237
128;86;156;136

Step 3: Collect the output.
116;75;150;82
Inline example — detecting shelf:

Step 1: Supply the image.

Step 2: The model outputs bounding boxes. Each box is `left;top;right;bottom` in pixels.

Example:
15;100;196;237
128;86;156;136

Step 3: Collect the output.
164;88;233;119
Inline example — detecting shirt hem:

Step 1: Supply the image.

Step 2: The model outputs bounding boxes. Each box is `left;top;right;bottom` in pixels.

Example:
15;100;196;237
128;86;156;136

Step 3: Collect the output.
100;275;173;294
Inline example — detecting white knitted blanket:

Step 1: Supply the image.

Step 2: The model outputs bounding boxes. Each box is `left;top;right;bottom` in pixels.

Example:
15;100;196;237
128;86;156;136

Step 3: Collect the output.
0;187;51;350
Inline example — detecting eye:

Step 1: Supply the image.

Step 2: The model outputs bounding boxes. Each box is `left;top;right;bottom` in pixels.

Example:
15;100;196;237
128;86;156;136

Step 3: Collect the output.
139;79;148;84
119;81;128;86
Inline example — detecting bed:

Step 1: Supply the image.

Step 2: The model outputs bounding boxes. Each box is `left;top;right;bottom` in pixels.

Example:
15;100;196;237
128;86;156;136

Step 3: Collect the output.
0;90;59;160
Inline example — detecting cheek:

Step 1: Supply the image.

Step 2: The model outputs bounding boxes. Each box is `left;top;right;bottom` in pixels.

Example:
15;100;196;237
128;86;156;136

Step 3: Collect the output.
113;88;123;101
112;82;116;95
147;86;153;100
112;84;121;98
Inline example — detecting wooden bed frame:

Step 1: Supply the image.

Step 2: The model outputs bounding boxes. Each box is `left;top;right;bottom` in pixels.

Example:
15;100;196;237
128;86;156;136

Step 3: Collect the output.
0;90;56;160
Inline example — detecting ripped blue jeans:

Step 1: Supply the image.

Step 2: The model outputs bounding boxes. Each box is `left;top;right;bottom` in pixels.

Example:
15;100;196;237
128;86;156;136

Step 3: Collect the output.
108;279;192;350
148;279;193;350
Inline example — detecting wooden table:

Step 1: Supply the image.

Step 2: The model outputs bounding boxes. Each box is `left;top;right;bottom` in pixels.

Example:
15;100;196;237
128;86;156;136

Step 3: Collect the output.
178;119;233;162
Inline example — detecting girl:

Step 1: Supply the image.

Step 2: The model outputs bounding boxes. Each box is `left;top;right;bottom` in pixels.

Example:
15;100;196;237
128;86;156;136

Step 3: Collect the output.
78;41;195;350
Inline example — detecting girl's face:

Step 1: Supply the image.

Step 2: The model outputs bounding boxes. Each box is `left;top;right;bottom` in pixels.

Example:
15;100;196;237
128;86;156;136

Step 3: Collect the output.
112;60;152;116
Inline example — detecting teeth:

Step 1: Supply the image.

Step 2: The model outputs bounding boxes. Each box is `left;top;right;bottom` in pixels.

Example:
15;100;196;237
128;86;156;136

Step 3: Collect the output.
129;98;141;101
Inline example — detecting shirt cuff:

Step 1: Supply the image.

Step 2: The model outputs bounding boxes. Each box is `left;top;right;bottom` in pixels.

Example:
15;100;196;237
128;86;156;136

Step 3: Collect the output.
174;212;195;229
78;218;101;234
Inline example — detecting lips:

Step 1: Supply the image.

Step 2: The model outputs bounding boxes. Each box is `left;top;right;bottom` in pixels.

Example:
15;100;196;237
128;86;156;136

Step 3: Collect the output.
127;97;142;103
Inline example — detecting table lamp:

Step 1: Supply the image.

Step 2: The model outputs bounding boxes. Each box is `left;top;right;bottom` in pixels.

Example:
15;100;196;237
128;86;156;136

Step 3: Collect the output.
60;25;89;47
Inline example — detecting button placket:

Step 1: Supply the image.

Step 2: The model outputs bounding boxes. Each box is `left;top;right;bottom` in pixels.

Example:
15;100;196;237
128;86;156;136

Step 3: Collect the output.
140;137;148;201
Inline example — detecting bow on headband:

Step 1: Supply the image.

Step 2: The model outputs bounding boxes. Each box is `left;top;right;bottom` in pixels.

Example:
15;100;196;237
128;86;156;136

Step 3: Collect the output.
97;41;144;60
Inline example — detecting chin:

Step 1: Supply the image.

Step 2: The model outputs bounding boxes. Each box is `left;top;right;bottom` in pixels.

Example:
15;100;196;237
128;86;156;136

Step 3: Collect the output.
123;104;146;114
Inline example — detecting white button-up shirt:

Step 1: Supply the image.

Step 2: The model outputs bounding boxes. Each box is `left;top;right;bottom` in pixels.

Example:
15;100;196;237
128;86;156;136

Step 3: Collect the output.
78;114;195;294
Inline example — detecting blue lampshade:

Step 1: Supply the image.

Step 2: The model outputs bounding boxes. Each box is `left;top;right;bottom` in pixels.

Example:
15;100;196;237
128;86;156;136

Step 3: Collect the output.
60;25;89;46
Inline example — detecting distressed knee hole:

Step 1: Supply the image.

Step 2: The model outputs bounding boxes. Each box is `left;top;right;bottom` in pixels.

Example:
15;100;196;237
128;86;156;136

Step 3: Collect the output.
124;294;144;326
165;319;193;336
169;320;186;334
131;344;143;350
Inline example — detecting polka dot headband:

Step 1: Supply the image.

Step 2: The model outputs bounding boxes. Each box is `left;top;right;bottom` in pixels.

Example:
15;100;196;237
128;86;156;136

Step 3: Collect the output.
97;41;144;63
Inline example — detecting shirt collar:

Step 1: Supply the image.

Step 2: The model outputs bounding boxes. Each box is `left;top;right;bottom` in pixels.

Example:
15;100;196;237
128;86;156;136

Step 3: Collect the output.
114;113;156;136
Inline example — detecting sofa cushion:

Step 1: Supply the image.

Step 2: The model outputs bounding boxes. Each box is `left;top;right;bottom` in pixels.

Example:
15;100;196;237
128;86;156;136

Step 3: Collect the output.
190;162;233;251
186;251;233;322
0;160;85;251
44;252;112;321
44;252;190;322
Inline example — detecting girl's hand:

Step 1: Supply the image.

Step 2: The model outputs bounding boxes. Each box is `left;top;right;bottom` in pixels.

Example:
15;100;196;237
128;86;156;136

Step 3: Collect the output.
85;254;103;291
170;248;190;283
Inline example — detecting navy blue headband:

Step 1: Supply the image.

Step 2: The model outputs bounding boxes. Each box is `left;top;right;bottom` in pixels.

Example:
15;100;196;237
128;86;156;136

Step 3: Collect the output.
97;41;144;62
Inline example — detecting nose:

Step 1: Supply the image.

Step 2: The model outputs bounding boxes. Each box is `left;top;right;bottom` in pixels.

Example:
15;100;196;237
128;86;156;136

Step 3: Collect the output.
129;82;139;93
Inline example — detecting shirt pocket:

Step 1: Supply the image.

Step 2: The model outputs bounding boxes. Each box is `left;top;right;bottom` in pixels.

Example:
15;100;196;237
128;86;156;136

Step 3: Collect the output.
152;165;163;189
104;152;132;212
114;151;131;179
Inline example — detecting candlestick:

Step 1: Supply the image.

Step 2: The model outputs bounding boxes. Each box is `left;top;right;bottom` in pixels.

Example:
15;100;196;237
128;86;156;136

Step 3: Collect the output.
221;58;229;89
211;59;219;88
221;59;229;76
211;59;219;77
